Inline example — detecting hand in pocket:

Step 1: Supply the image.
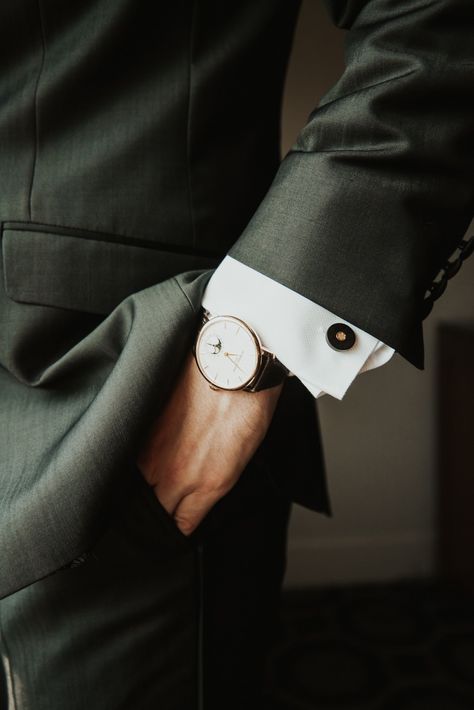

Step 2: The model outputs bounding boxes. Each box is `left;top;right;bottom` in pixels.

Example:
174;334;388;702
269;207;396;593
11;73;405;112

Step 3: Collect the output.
136;352;283;535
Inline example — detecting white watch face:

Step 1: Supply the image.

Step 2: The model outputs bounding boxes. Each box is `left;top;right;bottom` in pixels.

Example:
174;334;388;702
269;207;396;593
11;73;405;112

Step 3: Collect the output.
195;316;260;390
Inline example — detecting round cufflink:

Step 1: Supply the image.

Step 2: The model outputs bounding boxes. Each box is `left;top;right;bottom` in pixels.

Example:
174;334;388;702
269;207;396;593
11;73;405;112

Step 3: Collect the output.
326;323;356;351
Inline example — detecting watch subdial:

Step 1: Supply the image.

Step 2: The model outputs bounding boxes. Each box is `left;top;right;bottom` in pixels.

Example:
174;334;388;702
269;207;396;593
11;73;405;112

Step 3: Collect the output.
205;335;222;355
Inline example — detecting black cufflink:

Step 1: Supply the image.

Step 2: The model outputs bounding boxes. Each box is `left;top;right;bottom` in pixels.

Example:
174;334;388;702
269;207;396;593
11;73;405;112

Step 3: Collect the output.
326;323;356;351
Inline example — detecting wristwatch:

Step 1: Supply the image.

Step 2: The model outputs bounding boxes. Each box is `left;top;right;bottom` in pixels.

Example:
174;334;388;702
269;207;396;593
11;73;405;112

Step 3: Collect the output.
193;309;289;392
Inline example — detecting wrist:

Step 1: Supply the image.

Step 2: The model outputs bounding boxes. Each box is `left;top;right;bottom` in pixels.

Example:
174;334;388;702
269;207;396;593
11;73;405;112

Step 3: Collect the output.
188;350;282;437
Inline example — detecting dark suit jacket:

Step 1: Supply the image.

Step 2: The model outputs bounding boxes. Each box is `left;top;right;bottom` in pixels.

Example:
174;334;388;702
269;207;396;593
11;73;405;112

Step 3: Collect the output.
0;0;472;599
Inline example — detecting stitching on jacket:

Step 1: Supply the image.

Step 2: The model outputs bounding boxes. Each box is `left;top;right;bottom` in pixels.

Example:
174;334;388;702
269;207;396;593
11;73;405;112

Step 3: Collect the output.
289;146;401;156
173;276;198;314
2;220;222;259
308;67;417;117
28;0;47;221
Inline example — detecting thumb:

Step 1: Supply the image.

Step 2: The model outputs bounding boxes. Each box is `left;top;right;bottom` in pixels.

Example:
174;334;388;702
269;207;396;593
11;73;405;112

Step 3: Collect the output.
173;488;223;535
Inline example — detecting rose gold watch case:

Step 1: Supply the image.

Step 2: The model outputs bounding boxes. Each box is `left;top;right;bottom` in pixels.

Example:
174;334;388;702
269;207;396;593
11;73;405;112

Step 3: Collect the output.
194;314;264;391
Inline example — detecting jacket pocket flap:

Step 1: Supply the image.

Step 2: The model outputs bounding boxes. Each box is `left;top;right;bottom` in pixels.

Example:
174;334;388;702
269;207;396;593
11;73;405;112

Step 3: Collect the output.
2;224;219;315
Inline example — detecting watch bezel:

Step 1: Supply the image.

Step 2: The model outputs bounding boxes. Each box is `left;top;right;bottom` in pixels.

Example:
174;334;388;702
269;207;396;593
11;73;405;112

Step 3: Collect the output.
194;314;263;391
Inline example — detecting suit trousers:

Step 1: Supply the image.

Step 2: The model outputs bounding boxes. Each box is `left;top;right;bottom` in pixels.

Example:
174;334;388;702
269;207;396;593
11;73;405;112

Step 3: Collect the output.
0;451;292;710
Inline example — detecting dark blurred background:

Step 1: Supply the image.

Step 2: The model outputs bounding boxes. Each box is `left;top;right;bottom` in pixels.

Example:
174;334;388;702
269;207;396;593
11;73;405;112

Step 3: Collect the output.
264;3;474;708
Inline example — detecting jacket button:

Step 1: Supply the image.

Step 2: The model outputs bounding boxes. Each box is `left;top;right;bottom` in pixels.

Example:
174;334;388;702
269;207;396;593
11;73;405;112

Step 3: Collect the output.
326;323;356;351
460;235;474;259
445;257;462;280
429;273;448;300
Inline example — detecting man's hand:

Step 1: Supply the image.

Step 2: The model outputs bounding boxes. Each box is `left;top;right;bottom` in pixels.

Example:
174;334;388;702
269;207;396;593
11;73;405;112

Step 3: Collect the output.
136;351;283;535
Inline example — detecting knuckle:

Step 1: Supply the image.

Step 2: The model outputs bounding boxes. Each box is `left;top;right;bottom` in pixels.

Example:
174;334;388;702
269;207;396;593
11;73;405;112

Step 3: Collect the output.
165;463;195;496
199;472;233;497
166;461;185;485
198;478;222;497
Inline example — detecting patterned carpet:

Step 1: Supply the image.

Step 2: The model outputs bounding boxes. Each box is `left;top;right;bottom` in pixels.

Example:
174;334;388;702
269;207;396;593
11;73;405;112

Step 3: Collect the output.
263;581;474;710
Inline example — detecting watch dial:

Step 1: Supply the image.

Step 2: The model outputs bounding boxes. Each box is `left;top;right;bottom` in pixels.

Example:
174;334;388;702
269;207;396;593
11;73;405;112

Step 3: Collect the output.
196;317;259;389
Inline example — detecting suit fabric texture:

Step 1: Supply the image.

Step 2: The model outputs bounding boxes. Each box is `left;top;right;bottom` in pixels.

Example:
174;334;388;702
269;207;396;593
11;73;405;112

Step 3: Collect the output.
0;0;473;604
0;458;293;709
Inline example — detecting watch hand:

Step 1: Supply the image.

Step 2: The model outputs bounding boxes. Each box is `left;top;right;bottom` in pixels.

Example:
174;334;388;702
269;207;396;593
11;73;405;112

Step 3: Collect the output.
224;353;245;373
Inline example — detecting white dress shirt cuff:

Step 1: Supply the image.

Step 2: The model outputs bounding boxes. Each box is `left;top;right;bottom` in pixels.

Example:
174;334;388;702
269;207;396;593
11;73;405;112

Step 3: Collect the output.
201;255;394;400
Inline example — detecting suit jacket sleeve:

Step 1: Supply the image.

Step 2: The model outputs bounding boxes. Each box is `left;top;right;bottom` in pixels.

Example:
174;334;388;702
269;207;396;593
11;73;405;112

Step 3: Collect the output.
228;0;474;368
0;261;212;599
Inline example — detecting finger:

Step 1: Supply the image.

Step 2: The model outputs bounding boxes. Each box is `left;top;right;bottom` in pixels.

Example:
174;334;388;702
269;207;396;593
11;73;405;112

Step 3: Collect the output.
152;483;185;518
172;489;222;535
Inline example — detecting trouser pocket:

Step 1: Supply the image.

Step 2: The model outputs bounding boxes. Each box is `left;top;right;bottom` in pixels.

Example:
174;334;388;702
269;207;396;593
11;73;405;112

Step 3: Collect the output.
132;464;200;549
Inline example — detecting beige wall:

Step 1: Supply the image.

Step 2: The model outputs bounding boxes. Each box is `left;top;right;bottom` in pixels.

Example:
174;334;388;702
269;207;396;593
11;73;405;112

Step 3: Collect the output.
281;1;474;587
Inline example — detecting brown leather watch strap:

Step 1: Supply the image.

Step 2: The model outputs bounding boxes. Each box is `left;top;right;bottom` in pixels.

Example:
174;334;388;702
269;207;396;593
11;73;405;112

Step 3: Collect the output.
245;351;289;392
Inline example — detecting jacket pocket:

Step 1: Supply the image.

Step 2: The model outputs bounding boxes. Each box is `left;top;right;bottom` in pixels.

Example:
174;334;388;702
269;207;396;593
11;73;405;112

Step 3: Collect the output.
1;221;220;315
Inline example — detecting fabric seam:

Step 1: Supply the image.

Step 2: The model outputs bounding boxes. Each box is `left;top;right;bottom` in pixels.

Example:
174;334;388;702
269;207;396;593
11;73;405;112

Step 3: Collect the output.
172;276;199;314
28;0;47;221
2;221;222;259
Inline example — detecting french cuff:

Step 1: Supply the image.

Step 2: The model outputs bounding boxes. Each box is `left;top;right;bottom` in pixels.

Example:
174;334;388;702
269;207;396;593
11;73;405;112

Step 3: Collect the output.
201;255;394;400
